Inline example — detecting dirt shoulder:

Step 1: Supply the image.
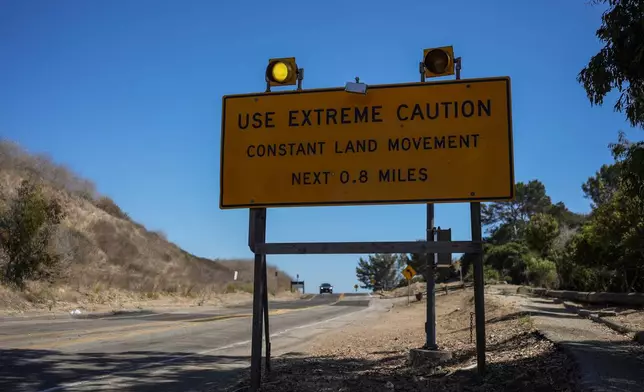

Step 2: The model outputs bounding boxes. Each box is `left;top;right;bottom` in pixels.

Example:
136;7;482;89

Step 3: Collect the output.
0;284;301;318
228;289;579;391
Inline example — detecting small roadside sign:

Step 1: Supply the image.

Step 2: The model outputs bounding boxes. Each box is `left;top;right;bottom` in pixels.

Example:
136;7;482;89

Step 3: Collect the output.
402;265;417;281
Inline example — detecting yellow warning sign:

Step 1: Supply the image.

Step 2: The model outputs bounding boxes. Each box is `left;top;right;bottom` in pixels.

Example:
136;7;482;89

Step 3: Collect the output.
402;265;417;281
219;77;514;209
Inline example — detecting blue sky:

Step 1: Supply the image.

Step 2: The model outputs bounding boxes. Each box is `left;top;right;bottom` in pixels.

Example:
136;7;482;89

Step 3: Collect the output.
1;0;641;293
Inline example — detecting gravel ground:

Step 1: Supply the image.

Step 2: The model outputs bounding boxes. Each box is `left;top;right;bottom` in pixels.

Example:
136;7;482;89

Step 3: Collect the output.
225;290;579;392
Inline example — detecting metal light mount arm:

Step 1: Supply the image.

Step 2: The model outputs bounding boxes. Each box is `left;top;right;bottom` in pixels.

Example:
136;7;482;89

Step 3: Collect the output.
419;61;426;83
345;76;368;95
297;68;304;91
266;68;304;93
420;58;461;82
266;67;304;93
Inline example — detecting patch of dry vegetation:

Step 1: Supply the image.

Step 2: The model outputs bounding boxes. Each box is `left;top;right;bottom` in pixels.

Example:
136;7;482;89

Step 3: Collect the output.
0;139;294;313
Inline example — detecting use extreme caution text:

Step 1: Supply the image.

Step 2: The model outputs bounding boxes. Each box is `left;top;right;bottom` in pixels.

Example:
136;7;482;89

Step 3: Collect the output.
219;77;514;209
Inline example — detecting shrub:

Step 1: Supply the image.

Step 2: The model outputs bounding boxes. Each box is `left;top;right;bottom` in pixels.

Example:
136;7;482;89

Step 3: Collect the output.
94;196;130;221
525;255;558;288
483;265;502;283
151;230;168;240
74;190;95;202
0;180;66;288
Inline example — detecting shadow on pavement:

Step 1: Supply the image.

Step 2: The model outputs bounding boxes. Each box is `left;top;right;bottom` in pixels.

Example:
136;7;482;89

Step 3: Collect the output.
0;348;250;392
556;339;644;392
4;335;641;392
223;333;579;392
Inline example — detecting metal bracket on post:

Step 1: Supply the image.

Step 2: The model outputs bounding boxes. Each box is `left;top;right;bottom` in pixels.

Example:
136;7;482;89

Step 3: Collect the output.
455;57;462;80
297;68;304;91
419;61;426;83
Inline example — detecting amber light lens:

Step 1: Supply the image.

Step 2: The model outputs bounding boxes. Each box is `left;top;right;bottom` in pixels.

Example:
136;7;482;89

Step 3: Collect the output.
424;49;451;74
269;62;289;83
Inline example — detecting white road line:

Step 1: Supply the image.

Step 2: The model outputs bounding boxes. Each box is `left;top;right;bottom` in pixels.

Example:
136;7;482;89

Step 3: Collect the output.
36;308;363;392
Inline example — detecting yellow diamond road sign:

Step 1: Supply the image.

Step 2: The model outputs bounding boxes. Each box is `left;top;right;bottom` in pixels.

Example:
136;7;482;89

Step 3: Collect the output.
220;77;514;209
402;265;417;281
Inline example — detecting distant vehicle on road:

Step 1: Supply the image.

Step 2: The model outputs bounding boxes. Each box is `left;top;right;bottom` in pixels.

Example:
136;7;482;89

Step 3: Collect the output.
319;283;333;294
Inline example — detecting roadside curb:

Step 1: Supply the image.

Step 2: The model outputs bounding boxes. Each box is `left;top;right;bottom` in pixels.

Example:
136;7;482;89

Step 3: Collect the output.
517;286;644;307
527;294;644;345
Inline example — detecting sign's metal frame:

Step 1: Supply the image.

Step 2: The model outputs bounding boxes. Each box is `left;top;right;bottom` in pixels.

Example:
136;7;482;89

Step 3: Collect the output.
240;57;502;391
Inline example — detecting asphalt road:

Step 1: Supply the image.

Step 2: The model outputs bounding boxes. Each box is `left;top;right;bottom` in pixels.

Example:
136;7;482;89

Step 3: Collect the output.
0;293;371;392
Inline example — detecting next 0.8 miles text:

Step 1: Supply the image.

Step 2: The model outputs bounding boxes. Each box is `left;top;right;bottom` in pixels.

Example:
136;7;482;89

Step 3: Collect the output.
291;168;428;186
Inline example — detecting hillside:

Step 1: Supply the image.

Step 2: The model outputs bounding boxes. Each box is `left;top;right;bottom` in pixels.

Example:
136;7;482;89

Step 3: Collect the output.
0;139;294;313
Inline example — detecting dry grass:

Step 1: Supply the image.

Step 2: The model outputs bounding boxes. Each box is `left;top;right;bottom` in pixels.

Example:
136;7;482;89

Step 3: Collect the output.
0;139;295;313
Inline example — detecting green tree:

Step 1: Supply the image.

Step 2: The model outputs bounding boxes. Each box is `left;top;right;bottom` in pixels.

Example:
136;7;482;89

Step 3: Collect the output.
562;193;643;292
487;222;520;245
355;253;402;291
0;180;66;288
610;131;644;199
525;213;560;257
458;252;478;280
578;0;644;129
562;135;644;292
482;180;552;239
404;245;428;279
547;202;586;228
582;163;622;207
484;242;531;285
